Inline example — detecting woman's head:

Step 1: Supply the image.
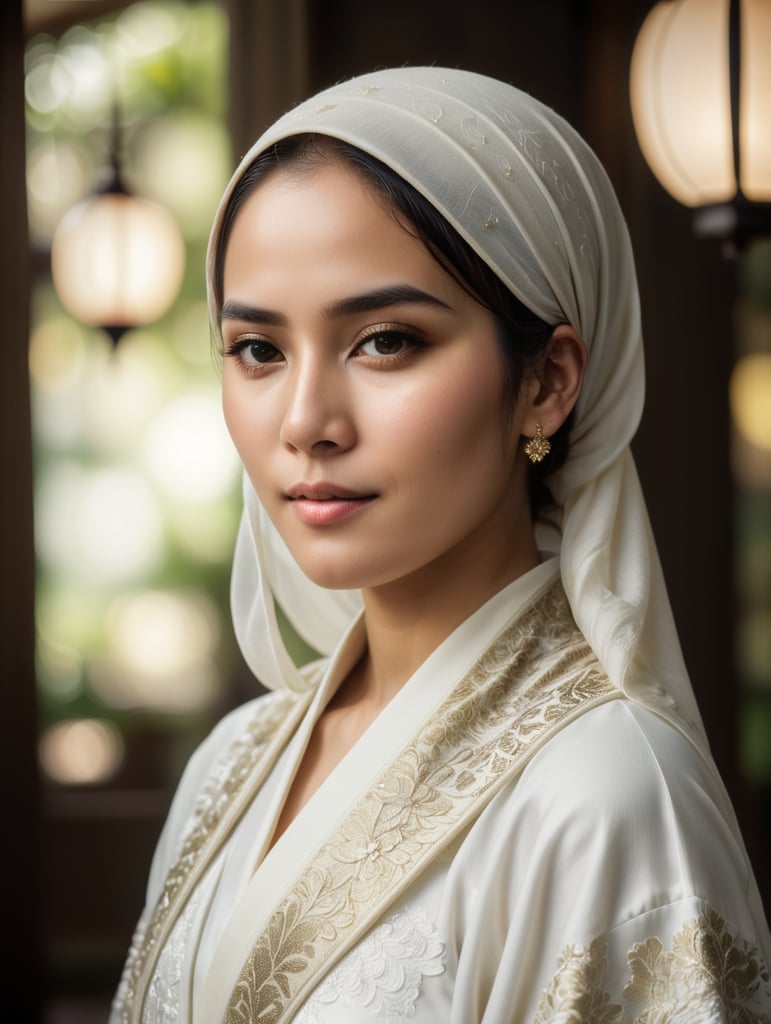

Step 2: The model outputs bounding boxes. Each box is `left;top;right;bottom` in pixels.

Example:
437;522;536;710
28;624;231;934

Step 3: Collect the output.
219;150;590;596
209;67;645;505
212;133;575;513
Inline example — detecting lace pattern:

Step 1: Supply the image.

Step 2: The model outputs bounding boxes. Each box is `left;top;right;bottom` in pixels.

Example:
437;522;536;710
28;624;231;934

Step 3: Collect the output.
535;908;771;1023
142;891;201;1024
294;906;445;1023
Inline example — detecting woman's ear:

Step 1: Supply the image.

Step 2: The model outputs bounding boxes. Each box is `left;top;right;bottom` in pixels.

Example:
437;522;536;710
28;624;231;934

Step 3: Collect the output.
520;325;588;439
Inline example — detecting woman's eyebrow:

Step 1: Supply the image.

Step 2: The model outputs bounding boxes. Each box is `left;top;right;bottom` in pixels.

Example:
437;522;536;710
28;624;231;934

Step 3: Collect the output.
220;285;452;327
324;284;453;319
220;301;286;326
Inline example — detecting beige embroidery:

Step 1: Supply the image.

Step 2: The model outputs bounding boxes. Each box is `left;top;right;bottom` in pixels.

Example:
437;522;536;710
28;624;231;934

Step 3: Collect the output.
226;580;620;1022
115;689;311;1024
536;909;771;1023
627;909;771;1022
535;937;626;1024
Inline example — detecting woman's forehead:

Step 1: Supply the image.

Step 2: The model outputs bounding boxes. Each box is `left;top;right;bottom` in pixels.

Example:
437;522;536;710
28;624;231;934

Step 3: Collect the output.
221;160;475;312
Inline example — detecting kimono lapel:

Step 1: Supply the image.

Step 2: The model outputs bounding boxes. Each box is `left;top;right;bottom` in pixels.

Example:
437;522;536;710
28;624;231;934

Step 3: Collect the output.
221;578;622;1024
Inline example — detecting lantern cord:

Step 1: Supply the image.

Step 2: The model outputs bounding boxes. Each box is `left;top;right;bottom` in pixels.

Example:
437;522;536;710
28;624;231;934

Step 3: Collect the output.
728;0;741;199
100;100;128;197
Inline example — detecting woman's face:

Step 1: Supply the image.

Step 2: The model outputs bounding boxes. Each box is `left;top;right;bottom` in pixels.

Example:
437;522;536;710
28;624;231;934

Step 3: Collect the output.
221;159;537;595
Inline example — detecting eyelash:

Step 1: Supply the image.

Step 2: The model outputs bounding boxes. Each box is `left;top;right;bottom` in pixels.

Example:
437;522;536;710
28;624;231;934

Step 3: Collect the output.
224;324;425;374
354;324;425;363
224;336;281;370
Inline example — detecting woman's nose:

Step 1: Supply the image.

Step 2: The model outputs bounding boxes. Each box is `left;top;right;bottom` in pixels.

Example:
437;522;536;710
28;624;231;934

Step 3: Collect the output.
279;358;356;455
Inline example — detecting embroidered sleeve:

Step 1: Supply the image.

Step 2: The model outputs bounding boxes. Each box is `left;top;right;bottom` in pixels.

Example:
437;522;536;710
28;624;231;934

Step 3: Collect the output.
535;907;771;1023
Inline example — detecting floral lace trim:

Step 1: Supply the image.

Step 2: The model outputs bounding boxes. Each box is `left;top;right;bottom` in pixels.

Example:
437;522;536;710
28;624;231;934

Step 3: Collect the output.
535;908;771;1023
225;580;620;1023
142;890;201;1024
115;688;312;1024
294;906;445;1023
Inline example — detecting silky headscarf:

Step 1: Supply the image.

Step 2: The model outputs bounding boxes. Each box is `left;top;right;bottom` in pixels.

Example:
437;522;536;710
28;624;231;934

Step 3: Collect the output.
207;66;708;752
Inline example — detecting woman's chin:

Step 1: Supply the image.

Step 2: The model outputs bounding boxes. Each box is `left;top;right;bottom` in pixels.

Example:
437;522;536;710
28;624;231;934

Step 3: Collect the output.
292;552;401;594
293;558;367;593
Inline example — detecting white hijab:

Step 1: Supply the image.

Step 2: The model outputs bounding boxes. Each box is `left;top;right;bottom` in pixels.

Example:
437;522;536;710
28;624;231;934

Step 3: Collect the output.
207;67;708;751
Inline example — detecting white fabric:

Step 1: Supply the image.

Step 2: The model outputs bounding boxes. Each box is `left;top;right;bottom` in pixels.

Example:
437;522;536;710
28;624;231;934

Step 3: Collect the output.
195;561;562;1020
206;66;705;749
113;68;771;1024
119;596;770;1021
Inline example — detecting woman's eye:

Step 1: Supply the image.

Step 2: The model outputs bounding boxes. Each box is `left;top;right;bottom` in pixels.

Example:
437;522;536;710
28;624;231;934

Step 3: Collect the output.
356;329;420;359
226;337;282;366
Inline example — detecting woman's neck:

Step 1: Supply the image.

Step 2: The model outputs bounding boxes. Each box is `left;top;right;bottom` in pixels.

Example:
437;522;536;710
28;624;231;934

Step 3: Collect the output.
355;517;540;710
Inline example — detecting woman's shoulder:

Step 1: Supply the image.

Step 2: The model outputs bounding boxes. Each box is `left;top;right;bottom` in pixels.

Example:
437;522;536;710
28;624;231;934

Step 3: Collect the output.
172;683;316;806
453;698;768;969
184;654;326;771
145;688;307;893
196;689;300;757
517;696;725;816
474;697;749;902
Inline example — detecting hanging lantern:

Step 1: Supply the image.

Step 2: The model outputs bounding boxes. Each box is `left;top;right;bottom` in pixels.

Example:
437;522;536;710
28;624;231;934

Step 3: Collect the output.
630;0;771;245
51;109;185;347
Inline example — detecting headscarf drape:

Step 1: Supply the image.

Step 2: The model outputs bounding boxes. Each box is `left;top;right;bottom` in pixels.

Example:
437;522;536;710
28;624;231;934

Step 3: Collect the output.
207;67;707;751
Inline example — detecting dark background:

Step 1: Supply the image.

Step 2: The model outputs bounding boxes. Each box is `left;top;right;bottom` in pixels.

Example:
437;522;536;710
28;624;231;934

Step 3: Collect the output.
3;0;766;1019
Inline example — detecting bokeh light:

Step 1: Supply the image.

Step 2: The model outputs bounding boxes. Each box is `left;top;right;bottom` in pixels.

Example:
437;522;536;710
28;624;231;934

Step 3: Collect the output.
165;496;240;564
142;393;240;502
115;1;184;58
87;589;222;712
131;113;231;236
36;463;165;584
26;138;92;243
56;34;113;123
109;589;219;674
730;353;771;451
39;718;125;785
29;314;88;397
25;46;69;115
80;329;178;455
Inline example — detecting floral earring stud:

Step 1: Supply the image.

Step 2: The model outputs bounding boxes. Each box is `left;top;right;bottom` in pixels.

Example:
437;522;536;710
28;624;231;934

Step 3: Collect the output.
524;422;551;463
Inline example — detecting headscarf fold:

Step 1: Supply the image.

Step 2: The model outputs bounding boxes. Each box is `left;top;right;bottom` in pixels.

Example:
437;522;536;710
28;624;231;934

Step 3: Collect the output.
207;67;707;750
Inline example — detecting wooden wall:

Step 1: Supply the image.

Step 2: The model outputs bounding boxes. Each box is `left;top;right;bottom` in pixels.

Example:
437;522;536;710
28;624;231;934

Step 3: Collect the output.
3;3;41;1019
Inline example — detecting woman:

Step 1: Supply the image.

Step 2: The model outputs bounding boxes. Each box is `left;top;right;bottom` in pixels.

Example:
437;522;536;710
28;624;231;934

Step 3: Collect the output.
113;67;771;1023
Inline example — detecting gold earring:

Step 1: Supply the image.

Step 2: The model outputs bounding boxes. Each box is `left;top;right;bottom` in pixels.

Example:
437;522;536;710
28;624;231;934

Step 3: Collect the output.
524;423;551;463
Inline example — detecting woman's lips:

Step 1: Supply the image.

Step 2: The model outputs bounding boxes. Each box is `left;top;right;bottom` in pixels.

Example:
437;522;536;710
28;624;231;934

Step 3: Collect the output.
286;482;377;525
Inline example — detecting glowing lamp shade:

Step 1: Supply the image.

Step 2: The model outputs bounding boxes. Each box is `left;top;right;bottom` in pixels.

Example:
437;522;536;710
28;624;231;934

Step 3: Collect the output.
630;0;771;236
51;190;185;343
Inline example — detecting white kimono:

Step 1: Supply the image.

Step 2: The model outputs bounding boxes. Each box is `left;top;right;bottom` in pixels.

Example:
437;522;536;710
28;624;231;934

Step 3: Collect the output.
112;562;771;1023
113;64;771;1023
